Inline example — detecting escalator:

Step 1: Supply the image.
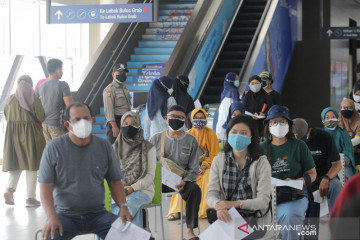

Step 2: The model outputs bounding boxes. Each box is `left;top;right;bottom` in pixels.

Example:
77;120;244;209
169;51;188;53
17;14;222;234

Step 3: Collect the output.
199;0;267;105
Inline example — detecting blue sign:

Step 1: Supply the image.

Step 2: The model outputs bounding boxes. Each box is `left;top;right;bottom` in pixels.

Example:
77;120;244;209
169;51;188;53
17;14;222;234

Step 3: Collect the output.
50;4;153;24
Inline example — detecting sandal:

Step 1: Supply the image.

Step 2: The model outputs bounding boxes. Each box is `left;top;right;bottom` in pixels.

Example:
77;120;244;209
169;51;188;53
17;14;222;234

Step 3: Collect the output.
167;213;180;221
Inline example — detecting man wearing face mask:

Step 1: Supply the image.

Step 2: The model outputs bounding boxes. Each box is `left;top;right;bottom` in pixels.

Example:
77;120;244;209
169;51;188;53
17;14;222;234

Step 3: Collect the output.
293;118;342;213
103;63;131;144
259;71;282;105
39;102;132;240
150;105;201;240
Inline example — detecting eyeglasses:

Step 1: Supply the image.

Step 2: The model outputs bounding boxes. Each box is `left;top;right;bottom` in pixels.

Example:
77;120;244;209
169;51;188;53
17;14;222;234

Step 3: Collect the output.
167;114;185;120
269;120;288;127
341;107;353;111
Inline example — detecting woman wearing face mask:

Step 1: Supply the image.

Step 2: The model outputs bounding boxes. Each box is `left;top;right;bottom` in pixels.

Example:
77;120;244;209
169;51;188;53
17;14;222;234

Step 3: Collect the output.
112;111;156;237
3;75;46;206
166;108;220;220
243;75;273;137
171;75;195;129
338;98;360;172
260;105;316;240
216;72;240;140
144;76;177;139
349;80;360;112
321;107;356;181
207;115;272;238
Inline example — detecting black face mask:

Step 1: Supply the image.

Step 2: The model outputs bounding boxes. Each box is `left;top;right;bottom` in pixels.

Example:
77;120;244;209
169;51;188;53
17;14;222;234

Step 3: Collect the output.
168;119;184;132
261;80;268;88
341;110;354;119
122;125;139;139
116;74;127;83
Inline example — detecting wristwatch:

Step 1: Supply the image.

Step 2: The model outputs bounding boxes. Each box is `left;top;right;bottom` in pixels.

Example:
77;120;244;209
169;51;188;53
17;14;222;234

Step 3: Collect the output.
324;175;331;180
119;203;128;208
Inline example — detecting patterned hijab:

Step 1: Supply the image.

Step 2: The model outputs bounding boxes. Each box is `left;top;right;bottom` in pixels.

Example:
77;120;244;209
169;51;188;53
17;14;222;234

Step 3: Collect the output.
6;75;34;111
113;111;153;186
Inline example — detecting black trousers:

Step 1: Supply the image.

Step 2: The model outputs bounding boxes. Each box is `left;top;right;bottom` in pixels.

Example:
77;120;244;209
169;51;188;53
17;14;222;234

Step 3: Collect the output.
106;115;122;144
162;182;201;228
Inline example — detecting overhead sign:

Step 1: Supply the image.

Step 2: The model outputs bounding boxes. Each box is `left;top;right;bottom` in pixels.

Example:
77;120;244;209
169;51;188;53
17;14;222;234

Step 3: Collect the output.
322;27;360;39
49;3;153;24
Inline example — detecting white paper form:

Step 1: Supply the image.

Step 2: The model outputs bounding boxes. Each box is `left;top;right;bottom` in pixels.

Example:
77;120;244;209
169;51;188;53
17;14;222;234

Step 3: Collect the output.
199;207;254;240
161;167;182;192
245;111;265;119
105;219;151;240
194;99;202;109
271;177;304;190
313;190;329;217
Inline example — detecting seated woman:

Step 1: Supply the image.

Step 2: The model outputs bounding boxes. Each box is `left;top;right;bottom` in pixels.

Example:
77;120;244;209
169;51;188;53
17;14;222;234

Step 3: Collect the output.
321;107;356;181
167;108;220;220
338;98;360;172
207;115;272;237
260;105;317;240
112;111;156;232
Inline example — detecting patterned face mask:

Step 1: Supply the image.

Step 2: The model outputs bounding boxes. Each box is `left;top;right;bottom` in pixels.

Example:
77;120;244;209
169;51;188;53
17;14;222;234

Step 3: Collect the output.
324;119;338;129
192;119;207;129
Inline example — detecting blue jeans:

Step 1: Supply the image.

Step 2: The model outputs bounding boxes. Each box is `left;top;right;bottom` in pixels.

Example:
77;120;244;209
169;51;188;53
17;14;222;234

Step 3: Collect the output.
344;165;354;182
277;196;309;240
326;177;342;212
47;210;117;240
111;191;151;228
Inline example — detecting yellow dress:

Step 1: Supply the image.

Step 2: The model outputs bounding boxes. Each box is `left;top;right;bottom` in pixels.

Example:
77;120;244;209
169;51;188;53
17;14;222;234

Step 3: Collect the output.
166;108;220;219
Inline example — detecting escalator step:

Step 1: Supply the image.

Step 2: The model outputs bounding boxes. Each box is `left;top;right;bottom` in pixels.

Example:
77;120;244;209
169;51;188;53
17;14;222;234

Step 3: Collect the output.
130;54;171;61
227;35;254;42
149;22;188;28
134;47;174;54
229;27;256;35
158;15;191;22
146;28;184;34
241;5;266;13
234;19;260;27
220;51;247;58
159;3;196;10
159;9;193;16
142;34;181;41
200;95;221;105
203;85;223;95
223;43;251;51
214;68;242;77
237;12;263;20
217;59;244;68
243;0;268;6
139;41;177;47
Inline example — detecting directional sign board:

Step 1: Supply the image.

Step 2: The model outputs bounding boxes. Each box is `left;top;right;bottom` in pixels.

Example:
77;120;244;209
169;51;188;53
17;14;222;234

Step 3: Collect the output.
322;27;360;39
49;4;153;24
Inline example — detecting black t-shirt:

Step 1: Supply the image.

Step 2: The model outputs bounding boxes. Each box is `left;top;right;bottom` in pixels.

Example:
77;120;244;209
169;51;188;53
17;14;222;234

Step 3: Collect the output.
268;90;282;105
304;128;340;190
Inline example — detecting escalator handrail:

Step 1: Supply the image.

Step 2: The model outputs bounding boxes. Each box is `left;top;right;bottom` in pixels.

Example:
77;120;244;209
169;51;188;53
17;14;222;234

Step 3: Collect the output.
84;0;153;107
237;0;278;98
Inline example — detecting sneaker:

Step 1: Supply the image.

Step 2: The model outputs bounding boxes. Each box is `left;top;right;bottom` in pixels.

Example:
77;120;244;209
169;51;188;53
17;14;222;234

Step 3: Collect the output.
4;188;15;205
26;198;41;207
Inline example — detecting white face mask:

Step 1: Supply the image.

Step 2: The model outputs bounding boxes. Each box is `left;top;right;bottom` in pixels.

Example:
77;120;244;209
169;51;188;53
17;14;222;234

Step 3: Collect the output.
269;124;289;138
353;93;360;103
168;88;174;95
69;119;92;139
250;83;262;93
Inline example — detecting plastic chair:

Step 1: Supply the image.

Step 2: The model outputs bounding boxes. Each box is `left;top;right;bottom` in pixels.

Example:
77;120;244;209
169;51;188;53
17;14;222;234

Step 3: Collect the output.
142;162;165;240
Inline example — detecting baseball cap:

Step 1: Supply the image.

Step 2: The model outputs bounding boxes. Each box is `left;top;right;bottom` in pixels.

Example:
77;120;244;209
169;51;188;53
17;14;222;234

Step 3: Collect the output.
113;63;128;73
259;71;273;81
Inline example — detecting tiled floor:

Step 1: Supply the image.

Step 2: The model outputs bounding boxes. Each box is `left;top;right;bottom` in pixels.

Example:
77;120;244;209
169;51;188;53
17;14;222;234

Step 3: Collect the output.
0;166;332;240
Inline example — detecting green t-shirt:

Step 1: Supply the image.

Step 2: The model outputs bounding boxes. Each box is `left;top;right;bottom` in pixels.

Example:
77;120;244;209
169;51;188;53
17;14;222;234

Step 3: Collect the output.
260;138;315;180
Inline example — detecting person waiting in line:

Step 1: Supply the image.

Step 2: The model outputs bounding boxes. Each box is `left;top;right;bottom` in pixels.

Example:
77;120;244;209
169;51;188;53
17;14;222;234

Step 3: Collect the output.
321;107;356;181
260;105;316;240
243;75;273;138
349;80;360;112
216;72;240;140
112;111;156;239
293;118;342;213
3;75;46;207
338;98;360;172
150;105;201;240
103;63;131;144
39;102;132;240
259;71;282;105
144;76;176;139
221;101;245;131
207;115;272;237
167;108;220;220
171;75;195;129
35;58;73;143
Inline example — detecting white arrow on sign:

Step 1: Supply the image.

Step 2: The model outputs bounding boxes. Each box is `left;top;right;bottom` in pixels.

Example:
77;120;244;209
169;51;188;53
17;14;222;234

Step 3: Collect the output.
327;29;333;37
55;10;63;20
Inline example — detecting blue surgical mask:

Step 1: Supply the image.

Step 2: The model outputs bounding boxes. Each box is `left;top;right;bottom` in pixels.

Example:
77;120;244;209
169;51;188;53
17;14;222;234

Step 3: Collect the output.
228;134;251;152
234;81;240;88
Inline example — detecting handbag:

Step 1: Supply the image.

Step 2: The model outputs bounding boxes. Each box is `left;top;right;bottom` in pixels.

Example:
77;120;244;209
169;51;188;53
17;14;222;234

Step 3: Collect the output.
303;174;320;240
160;131;187;178
266;140;305;204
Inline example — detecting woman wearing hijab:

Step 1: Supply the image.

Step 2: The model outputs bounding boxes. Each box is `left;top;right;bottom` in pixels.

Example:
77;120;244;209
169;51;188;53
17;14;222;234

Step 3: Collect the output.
321;107;356;181
112;111;156;231
3;75;46;206
349;80;360;112
172;75;195;129
144;76;176;139
216;101;245;142
166;108;220;220
338;98;360;172
216;72;240;140
243;75;273;137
